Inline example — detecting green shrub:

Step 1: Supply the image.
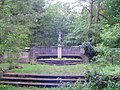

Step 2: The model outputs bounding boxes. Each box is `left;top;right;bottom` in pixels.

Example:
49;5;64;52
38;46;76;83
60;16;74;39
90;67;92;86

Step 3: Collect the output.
93;44;120;65
85;70;120;90
30;60;37;65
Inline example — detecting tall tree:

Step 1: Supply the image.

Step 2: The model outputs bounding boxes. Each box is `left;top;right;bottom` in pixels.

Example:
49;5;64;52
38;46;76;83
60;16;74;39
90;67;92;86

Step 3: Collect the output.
30;2;73;46
0;0;45;63
95;0;100;23
88;0;93;28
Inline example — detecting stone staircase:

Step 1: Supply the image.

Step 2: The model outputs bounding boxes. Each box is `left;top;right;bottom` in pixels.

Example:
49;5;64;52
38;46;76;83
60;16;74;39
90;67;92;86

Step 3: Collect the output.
0;73;85;87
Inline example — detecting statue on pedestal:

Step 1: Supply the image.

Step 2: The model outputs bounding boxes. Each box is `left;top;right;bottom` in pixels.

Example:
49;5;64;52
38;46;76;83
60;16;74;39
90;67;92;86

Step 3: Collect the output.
58;32;62;46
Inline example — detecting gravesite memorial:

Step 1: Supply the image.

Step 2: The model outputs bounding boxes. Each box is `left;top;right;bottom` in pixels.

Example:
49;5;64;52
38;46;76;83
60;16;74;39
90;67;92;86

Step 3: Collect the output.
0;0;119;89
29;32;89;65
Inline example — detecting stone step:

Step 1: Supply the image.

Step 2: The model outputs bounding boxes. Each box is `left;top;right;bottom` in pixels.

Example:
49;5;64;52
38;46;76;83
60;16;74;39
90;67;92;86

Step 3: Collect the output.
3;73;85;79
0;77;85;83
0;81;60;87
0;73;86;87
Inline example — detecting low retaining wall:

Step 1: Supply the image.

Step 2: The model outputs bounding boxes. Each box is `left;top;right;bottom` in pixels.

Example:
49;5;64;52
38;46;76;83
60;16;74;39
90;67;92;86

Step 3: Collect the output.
2;52;30;63
29;45;89;63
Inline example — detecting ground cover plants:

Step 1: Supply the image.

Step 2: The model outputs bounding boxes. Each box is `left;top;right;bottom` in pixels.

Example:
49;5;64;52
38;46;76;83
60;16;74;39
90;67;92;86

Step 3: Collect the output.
0;63;119;75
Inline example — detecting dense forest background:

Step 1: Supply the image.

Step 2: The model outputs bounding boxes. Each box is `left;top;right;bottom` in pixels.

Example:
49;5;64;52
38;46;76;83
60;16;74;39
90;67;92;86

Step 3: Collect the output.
0;0;120;63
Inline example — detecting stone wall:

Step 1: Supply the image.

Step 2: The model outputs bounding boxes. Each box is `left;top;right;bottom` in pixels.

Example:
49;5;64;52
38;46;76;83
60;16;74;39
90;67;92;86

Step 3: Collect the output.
2;52;30;63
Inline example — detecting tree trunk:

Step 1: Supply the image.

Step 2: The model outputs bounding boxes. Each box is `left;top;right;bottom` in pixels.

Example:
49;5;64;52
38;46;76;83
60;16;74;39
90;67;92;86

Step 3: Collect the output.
88;0;93;28
95;1;100;23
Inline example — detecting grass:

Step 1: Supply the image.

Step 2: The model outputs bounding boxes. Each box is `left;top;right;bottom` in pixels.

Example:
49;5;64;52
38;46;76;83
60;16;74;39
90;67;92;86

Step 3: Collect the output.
11;64;120;75
10;64;87;75
0;82;119;90
0;63;120;90
84;64;120;75
0;63;10;69
0;63;119;75
0;85;65;90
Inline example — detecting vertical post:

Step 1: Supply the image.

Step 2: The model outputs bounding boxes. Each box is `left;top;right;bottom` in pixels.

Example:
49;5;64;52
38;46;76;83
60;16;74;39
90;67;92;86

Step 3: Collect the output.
29;44;36;63
58;45;62;59
57;32;62;59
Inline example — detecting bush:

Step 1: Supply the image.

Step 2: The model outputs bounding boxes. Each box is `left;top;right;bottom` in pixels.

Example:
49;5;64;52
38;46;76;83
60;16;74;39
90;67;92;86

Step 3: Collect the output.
93;44;120;65
82;42;97;60
85;70;120;90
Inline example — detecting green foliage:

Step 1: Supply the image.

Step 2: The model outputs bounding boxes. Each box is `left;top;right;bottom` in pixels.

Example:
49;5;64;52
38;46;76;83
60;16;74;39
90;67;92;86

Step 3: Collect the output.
103;0;120;25
0;0;120;69
93;24;120;64
94;44;120;65
82;42;96;60
85;70;120;90
59;81;90;90
63;9;89;45
101;24;120;48
30;59;37;65
31;2;72;46
0;0;32;63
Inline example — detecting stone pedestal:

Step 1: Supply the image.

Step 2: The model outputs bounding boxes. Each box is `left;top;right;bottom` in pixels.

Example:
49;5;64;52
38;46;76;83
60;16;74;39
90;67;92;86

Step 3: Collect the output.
57;32;62;59
58;45;62;59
